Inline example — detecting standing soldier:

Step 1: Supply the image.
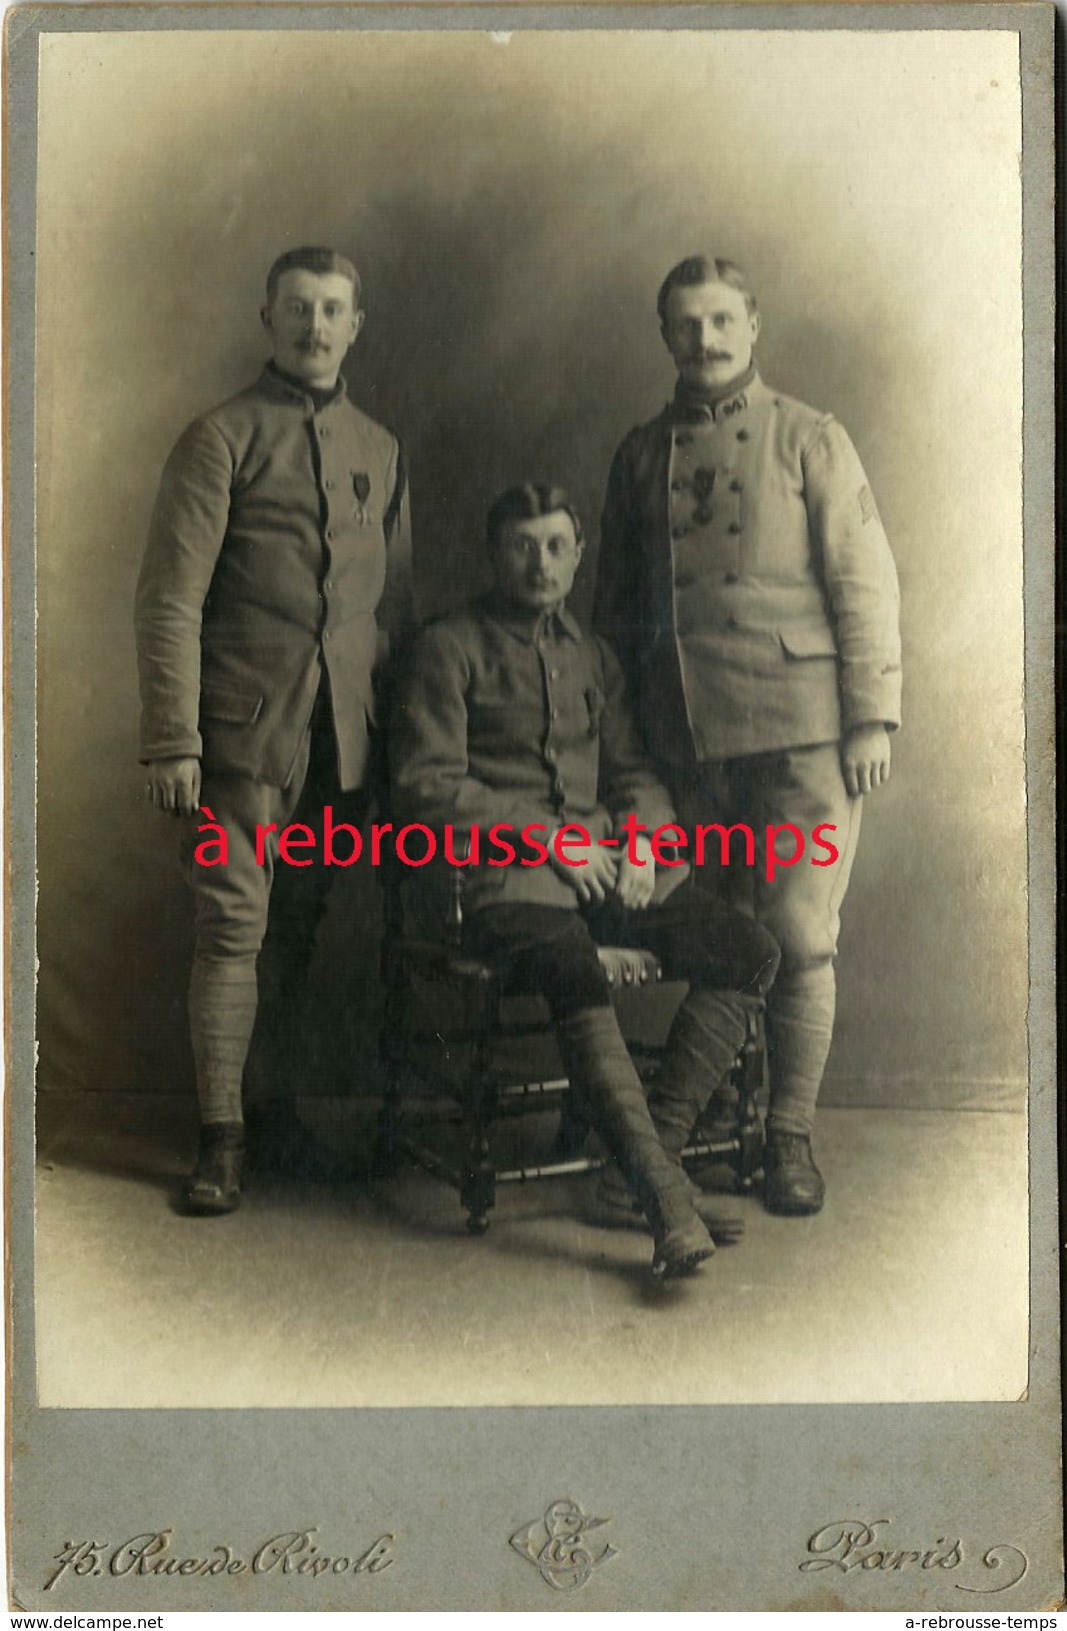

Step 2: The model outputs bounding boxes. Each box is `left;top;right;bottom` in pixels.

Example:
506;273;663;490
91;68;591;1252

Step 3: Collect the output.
136;246;413;1213
595;256;901;1215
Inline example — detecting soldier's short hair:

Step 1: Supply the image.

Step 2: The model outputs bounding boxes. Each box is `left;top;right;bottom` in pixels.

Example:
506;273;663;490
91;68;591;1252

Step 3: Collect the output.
486;484;585;551
266;247;362;305
657;256;758;322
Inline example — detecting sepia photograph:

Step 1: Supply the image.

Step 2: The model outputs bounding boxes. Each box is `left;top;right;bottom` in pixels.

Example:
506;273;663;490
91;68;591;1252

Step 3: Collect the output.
6;4;1060;1612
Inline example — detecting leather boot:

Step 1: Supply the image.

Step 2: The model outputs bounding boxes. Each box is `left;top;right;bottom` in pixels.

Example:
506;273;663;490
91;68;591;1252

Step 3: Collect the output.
182;1122;245;1215
762;1129;825;1215
557;1008;714;1279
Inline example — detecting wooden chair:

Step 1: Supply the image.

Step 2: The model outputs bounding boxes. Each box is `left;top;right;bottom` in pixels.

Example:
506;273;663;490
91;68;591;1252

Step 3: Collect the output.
373;860;764;1234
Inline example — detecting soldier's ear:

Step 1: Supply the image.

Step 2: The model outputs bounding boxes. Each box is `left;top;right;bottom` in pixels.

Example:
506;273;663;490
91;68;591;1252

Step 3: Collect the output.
749;310;761;343
350;308;366;344
260;303;274;337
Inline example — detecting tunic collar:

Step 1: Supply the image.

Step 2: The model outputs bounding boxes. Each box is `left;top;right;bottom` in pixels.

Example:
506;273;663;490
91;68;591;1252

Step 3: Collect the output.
480;590;583;645
670;364;760;424
258;363;349;411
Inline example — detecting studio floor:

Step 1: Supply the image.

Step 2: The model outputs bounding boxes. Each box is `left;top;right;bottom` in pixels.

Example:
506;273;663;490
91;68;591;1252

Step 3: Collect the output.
34;1094;1028;1409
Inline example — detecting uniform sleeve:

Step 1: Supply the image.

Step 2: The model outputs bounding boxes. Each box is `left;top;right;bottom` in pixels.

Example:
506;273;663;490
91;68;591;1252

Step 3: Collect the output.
595;639;676;835
593;437;646;690
802;419;903;732
134;416;233;763
389;625;530;835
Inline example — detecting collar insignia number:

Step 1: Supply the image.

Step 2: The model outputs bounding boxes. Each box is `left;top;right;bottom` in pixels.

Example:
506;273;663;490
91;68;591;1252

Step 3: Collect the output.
510;1499;618;1591
719;390;747;418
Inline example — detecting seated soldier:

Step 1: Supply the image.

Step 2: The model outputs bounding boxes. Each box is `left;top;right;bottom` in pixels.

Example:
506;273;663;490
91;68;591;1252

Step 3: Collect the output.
389;482;780;1281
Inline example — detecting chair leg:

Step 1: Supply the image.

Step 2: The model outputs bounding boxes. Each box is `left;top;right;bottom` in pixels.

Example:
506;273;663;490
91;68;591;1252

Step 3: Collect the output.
733;1011;766;1191
373;1068;404;1176
461;1128;495;1234
548;1087;591;1161
460;985;500;1235
374;954;410;1176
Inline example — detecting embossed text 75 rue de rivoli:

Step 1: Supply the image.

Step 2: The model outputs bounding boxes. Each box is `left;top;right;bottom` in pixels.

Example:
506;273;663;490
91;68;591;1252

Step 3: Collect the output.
45;1528;395;1591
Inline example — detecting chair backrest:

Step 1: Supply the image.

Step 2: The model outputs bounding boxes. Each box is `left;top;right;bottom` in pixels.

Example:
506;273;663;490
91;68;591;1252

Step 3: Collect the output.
377;831;469;948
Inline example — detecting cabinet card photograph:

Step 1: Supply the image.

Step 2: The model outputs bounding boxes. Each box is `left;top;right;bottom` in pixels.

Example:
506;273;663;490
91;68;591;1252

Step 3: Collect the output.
6;4;1060;1612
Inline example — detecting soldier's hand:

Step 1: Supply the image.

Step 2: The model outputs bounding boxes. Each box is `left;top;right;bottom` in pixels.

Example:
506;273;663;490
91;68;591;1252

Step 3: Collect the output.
144;757;202;816
841;724;891;797
613;834;657;911
549;836;620;906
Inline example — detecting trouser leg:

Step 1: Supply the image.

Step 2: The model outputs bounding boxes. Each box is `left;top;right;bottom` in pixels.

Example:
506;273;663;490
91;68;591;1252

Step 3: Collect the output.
245;685;343;1114
464;905;713;1274
677;746;861;1133
187;955;260;1126
181;720;320;1137
183;786;279;1131
751;747;861;1136
555;1005;707;1246
764;960;836;1137
629;886;779;1155
585;885;778;1228
650;992;754;1155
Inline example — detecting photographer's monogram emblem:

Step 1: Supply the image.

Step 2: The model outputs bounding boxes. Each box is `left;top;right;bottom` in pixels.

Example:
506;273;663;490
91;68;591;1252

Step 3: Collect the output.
510;1499;618;1591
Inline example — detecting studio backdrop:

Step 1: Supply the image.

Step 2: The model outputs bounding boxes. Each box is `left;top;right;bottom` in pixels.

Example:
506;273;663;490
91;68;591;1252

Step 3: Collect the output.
34;27;1025;1110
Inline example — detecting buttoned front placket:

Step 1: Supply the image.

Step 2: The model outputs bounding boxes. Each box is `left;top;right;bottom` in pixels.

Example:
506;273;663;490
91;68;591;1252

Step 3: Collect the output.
311;403;342;651
666;392;749;629
535;613;570;823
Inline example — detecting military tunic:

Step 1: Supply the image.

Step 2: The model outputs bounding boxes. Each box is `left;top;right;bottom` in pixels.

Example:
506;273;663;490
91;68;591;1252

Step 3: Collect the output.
136;363;412;792
595;371;901;766
389;590;675;913
136;362;413;966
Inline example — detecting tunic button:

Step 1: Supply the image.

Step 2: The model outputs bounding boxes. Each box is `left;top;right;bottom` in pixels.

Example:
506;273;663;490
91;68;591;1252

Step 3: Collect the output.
325;479;335;490
323;630;332;642
736;429;749;441
725;616;739;630
324;578;333;592
545;749;556;763
730;479;743;492
671;525;689;540
724;573;739;584
326;529;335;542
319;425;330;438
670;478;686;491
551;708;559;720
727;522;742;535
